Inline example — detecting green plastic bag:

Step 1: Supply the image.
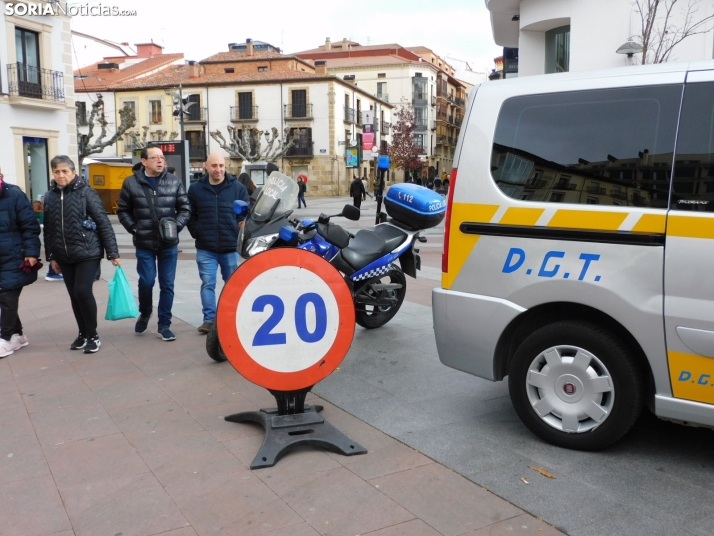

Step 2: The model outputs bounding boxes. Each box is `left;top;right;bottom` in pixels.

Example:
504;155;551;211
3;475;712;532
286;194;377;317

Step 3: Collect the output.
105;266;139;320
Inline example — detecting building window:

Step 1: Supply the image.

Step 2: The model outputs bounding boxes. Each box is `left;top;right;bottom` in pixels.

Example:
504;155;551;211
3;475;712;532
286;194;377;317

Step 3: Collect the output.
149;100;162;124
291;89;307;117
186;94;201;121
14;27;41;97
491;85;681;207
356;99;362;125
224;68;234;73
377;82;386;99
76;101;87;125
287;128;313;156
414;106;427;127
238;92;253;119
413;134;425;153
258;66;268;72
545;25;570;74
413;76;427;101
378;73;386;78
550;192;565;202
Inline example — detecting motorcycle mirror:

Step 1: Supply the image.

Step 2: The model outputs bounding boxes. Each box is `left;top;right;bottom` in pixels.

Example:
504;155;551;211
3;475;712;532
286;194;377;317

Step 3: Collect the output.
279;225;299;245
233;200;249;216
341;204;361;221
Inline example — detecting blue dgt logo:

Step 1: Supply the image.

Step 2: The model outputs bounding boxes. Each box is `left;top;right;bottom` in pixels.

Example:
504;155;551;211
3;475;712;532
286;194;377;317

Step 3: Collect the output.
678;371;712;386
502;248;602;282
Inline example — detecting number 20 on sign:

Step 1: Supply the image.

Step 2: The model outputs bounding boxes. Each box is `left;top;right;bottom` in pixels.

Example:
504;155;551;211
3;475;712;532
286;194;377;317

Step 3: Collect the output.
216;249;355;391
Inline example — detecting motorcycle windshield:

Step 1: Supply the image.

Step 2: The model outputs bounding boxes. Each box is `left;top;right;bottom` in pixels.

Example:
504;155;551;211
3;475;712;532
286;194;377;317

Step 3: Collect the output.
251;171;298;222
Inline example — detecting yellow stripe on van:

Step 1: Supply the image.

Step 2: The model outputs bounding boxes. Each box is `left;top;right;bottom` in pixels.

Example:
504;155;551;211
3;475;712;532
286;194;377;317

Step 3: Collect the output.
547;210;627;231
499;207;545;226
631;213;666;234
667;215;714;239
442;203;499;289
669;351;714;405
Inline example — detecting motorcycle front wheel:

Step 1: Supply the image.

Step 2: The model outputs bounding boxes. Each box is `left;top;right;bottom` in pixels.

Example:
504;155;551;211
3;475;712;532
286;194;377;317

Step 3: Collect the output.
206;322;227;362
354;265;406;329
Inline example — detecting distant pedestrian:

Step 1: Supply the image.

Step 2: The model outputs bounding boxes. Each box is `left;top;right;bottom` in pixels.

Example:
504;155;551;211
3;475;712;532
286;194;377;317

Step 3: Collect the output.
361;176;372;200
0;166;41;357
426;176;434;190
297;176;307;208
117;143;191;341
44;155;121;353
187;152;250;334
350;175;365;209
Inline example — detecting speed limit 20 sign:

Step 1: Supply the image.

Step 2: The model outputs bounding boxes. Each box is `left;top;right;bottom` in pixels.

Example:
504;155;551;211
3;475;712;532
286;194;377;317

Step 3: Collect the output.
216;249;355;391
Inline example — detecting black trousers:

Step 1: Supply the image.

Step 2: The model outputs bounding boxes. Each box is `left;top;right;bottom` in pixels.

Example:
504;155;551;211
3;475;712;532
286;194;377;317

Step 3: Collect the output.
0;287;23;341
58;259;101;338
353;196;362;209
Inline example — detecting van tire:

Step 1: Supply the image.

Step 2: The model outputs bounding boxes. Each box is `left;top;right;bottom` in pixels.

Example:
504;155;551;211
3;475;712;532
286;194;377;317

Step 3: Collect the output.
508;321;643;451
206;323;227;362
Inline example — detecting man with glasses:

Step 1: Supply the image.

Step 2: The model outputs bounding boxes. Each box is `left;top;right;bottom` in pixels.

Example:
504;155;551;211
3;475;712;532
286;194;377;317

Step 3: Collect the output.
117;144;190;341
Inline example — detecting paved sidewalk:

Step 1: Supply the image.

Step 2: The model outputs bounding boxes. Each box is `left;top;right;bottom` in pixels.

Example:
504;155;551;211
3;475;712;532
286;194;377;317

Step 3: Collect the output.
1;270;563;535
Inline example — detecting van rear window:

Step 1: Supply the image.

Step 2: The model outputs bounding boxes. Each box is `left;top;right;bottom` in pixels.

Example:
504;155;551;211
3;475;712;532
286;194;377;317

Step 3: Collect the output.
491;85;682;208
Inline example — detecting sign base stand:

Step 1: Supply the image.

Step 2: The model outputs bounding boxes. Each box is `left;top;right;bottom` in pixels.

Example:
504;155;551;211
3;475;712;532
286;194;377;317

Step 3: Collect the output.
225;388;367;469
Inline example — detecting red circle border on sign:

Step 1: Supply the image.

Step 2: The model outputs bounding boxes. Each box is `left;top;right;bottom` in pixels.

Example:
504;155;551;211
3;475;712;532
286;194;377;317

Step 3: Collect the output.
216;248;355;391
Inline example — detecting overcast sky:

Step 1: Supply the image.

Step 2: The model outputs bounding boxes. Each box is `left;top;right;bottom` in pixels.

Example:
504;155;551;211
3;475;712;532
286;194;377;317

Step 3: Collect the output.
69;0;502;74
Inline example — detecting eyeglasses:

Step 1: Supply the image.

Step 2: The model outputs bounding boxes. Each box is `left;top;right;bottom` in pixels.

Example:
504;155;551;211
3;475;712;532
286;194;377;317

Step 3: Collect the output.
146;156;166;161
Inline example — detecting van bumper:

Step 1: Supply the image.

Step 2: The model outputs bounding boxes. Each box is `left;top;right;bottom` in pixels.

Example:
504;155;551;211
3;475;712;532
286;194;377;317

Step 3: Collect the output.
432;288;526;381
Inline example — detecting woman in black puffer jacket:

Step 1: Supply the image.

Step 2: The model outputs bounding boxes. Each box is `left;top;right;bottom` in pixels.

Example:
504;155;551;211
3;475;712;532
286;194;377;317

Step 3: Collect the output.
43;155;121;353
0;167;41;358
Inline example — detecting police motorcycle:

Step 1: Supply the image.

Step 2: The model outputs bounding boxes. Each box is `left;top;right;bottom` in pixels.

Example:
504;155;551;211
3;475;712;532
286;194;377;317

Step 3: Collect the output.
206;172;445;361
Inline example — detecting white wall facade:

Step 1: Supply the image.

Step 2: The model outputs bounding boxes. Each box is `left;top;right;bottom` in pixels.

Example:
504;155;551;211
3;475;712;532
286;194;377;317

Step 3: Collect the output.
1;2;77;197
488;0;714;76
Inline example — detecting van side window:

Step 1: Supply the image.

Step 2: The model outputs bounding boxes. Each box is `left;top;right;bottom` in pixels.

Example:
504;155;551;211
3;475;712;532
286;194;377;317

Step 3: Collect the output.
491;86;682;208
671;82;714;212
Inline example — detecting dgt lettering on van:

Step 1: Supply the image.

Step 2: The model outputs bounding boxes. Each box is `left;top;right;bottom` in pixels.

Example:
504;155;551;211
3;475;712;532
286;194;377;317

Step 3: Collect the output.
501;248;602;282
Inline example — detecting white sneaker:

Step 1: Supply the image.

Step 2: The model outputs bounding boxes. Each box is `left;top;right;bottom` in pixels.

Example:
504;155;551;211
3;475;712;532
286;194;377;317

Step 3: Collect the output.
0;339;16;358
11;334;28;349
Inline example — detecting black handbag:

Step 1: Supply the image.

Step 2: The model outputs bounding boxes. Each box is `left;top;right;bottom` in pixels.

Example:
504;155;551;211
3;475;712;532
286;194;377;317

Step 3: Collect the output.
141;183;179;247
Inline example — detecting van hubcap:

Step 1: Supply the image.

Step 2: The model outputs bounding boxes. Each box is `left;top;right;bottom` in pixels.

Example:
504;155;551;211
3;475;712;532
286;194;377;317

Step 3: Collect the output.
525;345;614;433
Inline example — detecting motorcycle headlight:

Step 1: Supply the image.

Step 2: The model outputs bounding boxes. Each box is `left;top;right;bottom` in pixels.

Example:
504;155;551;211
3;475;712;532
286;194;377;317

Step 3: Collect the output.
245;233;279;257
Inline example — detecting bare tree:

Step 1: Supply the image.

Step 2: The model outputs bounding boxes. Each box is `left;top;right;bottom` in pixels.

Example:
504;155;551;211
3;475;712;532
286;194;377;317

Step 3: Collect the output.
77;98;136;167
209;125;299;163
124;126;179;149
635;0;714;63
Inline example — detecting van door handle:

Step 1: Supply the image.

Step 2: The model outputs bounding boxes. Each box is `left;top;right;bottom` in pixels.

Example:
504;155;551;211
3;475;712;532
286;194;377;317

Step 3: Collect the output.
676;327;714;358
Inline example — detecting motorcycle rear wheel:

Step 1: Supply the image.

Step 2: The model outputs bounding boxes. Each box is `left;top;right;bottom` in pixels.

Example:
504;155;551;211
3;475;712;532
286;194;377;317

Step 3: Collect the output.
355;265;406;329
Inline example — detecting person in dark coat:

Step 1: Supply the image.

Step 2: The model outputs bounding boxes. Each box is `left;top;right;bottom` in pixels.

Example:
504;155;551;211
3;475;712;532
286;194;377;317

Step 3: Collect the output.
0;167;41;357
187;152;250;333
117;144;191;341
237;172;256;198
44;155;121;353
297;176;307;208
350;175;365;209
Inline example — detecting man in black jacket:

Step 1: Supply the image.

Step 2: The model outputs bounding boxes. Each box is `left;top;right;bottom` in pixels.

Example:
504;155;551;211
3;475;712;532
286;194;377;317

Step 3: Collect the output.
350;175;365;209
187;152;249;334
117;144;190;341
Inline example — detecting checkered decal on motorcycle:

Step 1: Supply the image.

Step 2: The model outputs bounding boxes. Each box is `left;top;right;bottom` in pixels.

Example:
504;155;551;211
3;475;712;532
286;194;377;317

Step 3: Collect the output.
352;265;390;281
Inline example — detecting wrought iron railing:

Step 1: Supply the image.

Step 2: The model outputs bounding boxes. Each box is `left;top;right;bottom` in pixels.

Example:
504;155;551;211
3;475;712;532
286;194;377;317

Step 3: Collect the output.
7;63;64;102
189;144;207;160
381;122;390;135
230;105;258;122
556;181;577;190
587;186;606;195
284;103;313;119
185;106;207;122
286;141;314;157
611;190;628;200
344;107;355;123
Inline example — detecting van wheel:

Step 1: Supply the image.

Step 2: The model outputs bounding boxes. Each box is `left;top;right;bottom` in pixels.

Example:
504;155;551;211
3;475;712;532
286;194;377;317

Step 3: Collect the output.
508;321;643;451
206;323;227;363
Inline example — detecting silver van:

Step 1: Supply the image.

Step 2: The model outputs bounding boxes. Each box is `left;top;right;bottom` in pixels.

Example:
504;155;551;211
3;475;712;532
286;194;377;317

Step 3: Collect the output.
434;61;714;450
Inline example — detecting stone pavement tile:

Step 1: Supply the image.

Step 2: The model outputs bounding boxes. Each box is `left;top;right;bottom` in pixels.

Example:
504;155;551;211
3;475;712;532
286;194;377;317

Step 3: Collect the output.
0;435;50;485
370;464;523;536
261;523;320;535
44;433;149;489
314;399;378;433
336;441;433;481
60;472;190;536
16;364;98;413
0;383;23;404
160;374;243;410
0;474;72;536
136;355;209;381
30;403;121;446
328;419;399;452
567;510;682;536
268;466;415;536
362;519;441;535
71;353;146;387
465;514;563;535
89;377;173;411
187;400;265;442
313;370;389;404
133;430;246;487
0;404;35;441
166;471;302;536
223;437;341;482
6;348;68;380
108;401;205;443
155;528;198;536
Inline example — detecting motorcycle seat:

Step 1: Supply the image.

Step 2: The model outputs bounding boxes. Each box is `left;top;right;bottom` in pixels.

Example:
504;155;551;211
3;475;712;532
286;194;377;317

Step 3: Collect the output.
370;224;408;252
342;229;389;270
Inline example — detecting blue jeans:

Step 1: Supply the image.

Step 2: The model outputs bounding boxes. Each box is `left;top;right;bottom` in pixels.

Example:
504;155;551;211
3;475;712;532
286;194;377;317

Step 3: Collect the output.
135;246;178;329
297;193;306;208
196;249;239;322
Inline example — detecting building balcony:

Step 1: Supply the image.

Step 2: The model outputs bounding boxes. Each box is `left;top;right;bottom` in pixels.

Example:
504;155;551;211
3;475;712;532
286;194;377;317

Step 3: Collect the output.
230;105;259;122
412;92;427;105
455;117;463;127
447;136;455;145
611;190;628;200
587;186;606;195
185;107;207;122
414;143;427;154
189;144;207;160
284;103;313;121
344;107;355;123
455;97;465;107
437;135;447;145
7;63;65;108
555;181;577;190
286;142;314;157
431;95;436;106
448;115;454;124
381;121;390;135
414;122;428;132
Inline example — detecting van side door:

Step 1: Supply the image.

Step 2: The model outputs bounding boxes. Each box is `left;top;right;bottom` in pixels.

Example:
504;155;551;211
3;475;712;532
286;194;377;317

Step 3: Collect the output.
664;71;714;412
